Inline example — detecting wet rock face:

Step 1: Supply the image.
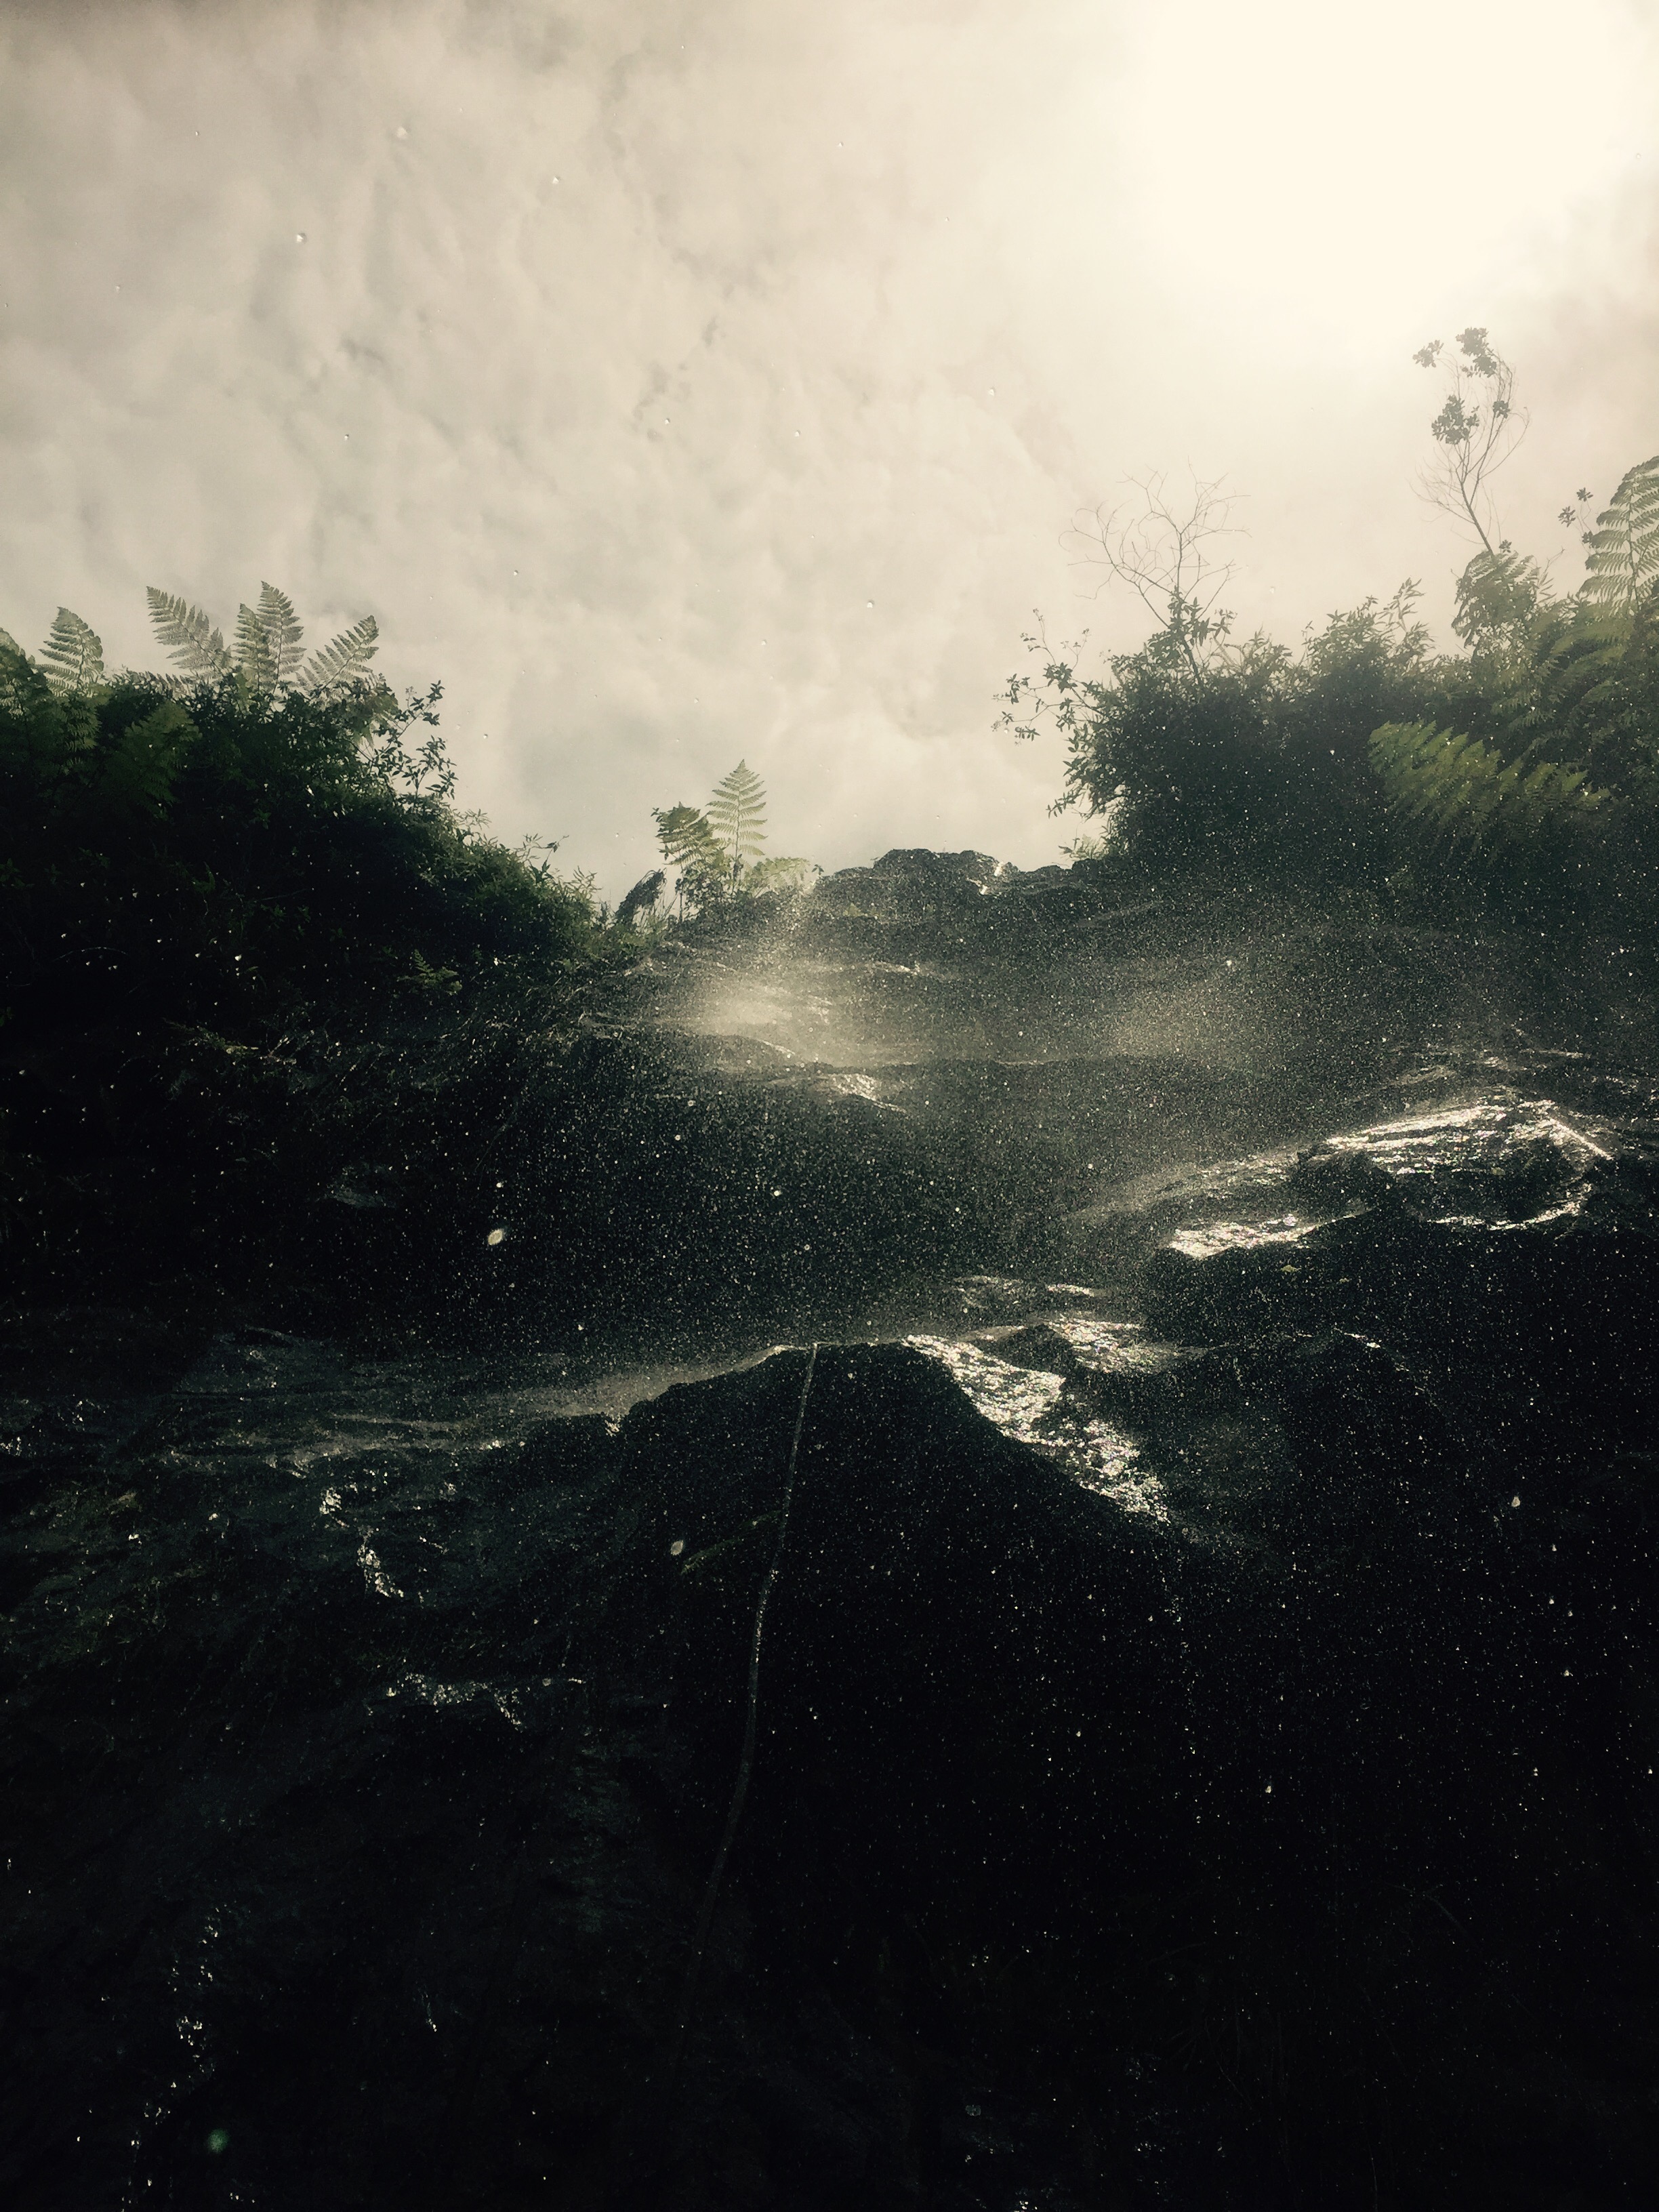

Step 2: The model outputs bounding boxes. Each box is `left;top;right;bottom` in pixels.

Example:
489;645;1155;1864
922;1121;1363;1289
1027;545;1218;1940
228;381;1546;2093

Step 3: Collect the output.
1141;1099;1659;1380
596;1195;1659;2203
9;874;1659;2212
8;1063;1659;2210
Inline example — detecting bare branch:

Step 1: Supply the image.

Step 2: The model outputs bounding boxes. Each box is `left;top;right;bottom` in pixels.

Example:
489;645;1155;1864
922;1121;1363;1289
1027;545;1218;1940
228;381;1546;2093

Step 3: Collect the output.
1062;471;1246;674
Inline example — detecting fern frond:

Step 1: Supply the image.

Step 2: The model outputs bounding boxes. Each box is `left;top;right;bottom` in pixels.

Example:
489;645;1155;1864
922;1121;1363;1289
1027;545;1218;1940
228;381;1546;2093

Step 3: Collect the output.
39;607;106;695
146;586;232;680
745;854;813;896
234;600;279;689
653;802;722;873
0;628;49;719
0;631;72;790
298;614;380;697
705;758;768;869
1452;548;1549;647
1582;455;1659;618
1370;720;1606;857
256;581;305;687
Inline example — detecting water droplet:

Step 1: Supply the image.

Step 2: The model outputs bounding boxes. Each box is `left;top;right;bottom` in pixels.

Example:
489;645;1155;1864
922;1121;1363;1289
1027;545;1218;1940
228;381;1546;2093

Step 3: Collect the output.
295;231;307;244
1511;1494;1521;1508
395;125;408;140
670;1539;685;1557
865;600;874;609
487;1227;507;1246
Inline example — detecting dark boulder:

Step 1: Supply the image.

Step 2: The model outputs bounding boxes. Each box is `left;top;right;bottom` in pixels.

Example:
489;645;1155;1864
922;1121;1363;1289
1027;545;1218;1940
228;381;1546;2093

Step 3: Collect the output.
577;1305;1659;2203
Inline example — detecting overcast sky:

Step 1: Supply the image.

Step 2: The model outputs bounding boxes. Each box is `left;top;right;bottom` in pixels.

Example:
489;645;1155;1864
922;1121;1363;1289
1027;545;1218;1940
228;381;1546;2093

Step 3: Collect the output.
3;0;1656;895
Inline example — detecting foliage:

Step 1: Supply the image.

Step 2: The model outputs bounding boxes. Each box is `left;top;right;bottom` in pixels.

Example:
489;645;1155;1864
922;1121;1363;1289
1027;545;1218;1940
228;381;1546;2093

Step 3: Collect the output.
615;869;667;931
1581;454;1659;619
144;581;383;698
39;607;106;694
1002;586;1449;880
743;853;815;897
1;585;596;1041
653;800;724;910
1005;315;1657;919
1;581;604;1313
652;761;813;917
1412;327;1527;557
705;758;769;884
1369;721;1606;858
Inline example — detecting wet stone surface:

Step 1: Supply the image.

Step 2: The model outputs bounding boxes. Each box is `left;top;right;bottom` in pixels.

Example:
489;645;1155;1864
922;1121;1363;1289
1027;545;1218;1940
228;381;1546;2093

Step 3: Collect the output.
5;901;1659;2208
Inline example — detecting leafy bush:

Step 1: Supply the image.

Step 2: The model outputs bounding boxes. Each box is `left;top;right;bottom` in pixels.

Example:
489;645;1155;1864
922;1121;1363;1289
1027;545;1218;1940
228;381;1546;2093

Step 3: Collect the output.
0;585;600;1318
1005;411;1658;916
0;591;595;1044
1004;587;1458;883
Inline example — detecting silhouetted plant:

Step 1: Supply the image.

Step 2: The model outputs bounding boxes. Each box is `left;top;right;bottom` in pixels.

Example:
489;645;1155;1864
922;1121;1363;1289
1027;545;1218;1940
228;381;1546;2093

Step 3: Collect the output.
1;581;604;1313
1412;327;1528;558
652;763;811;916
1003;323;1658;916
706;758;769;886
1;586;595;1042
146;581;382;698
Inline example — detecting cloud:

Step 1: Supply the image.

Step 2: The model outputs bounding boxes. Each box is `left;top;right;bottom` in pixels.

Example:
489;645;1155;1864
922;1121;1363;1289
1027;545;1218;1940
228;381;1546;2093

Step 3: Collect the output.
2;0;1656;895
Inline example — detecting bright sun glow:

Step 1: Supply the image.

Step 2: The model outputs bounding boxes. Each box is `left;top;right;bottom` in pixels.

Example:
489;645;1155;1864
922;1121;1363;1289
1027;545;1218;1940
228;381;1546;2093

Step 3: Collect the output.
1115;0;1652;352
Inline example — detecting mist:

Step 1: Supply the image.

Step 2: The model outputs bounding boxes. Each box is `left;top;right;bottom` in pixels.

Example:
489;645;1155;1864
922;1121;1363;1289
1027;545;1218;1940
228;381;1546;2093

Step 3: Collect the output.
2;0;1655;896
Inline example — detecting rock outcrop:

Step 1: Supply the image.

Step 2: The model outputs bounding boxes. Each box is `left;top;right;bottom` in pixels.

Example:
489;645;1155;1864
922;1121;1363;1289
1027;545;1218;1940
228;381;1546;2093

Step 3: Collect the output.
6;1063;1658;2207
7;870;1659;2205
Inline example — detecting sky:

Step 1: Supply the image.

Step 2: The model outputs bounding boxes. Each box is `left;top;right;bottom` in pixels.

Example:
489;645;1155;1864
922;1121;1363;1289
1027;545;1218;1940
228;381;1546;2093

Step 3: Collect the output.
3;0;1656;897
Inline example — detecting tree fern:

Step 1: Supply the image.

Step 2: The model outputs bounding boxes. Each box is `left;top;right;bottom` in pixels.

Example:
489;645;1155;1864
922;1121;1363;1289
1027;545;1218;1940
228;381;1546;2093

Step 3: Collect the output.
39;607;106;695
234;599;279;689
653;802;721;874
1451;548;1548;649
150;582;377;697
705;759;768;884
1370;720;1605;857
256;582;305;687
298;613;380;698
1582;455;1659;618
233;582;306;689
146;587;233;681
0;628;48;718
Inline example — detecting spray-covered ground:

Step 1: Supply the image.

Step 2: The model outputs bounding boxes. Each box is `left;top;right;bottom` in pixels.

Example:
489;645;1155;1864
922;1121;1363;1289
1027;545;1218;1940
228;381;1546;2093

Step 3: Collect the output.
5;861;1658;2210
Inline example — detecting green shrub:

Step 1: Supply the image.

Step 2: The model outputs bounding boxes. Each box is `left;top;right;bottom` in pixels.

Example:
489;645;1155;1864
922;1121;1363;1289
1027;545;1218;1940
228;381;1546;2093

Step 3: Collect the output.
0;590;601;1319
0;620;595;1046
1004;437;1659;917
1004;588;1458;884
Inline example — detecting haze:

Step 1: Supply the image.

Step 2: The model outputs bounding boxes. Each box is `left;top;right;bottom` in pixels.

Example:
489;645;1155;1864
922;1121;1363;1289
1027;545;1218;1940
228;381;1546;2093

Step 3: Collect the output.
3;0;1655;895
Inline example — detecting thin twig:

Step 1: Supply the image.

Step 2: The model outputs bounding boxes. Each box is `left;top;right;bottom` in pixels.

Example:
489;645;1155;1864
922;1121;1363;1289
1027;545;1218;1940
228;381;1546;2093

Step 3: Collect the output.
665;1342;820;2089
